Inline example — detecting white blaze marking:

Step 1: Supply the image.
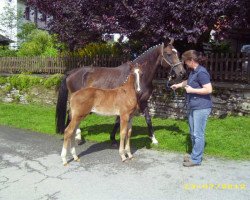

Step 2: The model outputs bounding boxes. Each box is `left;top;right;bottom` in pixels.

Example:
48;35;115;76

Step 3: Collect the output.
134;68;141;92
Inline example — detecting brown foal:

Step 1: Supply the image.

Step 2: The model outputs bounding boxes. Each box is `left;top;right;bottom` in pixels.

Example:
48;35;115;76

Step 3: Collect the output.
61;63;143;165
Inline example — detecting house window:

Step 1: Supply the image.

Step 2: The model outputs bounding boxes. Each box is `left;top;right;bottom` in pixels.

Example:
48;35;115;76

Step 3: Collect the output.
40;13;47;22
25;6;30;20
34;8;38;24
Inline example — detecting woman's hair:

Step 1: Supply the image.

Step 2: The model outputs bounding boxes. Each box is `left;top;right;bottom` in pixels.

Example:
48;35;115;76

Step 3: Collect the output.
182;50;207;64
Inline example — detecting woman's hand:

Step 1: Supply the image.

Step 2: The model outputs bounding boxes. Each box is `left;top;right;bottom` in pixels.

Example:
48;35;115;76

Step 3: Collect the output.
170;80;187;90
170;84;179;90
185;85;193;93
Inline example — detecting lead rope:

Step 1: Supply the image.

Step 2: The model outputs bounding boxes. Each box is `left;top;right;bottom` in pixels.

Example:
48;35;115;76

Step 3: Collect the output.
165;76;179;108
161;54;184;108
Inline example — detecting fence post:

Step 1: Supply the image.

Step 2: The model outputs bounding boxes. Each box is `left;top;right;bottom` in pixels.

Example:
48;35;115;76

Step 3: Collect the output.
247;53;250;84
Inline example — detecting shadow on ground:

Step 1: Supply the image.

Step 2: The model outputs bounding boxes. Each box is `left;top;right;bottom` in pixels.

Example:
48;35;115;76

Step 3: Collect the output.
73;123;192;161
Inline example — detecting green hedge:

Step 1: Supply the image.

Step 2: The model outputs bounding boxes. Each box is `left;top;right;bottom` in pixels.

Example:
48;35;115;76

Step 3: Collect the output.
0;73;63;90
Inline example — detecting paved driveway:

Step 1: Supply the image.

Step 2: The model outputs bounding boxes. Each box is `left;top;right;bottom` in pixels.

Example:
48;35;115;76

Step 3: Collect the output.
0;126;249;200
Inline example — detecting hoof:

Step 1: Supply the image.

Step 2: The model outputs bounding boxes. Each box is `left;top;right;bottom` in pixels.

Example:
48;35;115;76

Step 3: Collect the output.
121;155;127;162
127;153;134;160
111;141;118;148
74;157;80;162
76;139;85;146
63;162;68;166
128;156;134;160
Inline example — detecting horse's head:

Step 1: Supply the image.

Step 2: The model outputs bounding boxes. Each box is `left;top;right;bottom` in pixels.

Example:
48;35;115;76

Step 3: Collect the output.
161;39;186;82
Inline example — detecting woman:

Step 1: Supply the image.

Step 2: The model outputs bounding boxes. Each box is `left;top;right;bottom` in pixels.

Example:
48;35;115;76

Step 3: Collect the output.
171;50;212;167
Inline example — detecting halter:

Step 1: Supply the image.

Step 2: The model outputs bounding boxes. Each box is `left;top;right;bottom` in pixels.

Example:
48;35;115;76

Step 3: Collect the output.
161;56;182;73
161;50;182;100
161;53;182;83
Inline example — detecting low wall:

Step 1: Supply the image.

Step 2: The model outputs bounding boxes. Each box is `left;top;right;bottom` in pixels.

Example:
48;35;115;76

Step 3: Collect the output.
0;84;58;105
0;80;249;118
148;80;250;118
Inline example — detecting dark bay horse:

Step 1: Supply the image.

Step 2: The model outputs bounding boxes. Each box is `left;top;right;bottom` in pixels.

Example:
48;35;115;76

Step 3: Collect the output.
56;41;186;145
61;63;143;165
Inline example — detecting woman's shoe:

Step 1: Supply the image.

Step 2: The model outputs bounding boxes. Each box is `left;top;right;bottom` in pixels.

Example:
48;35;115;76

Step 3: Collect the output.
183;154;190;162
183;160;200;167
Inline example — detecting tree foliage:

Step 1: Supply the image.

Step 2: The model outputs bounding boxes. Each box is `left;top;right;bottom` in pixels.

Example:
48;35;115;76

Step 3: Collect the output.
0;5;23;39
27;0;249;51
75;42;123;57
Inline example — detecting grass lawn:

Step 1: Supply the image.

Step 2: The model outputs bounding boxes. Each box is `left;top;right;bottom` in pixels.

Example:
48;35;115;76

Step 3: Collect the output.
0;102;249;160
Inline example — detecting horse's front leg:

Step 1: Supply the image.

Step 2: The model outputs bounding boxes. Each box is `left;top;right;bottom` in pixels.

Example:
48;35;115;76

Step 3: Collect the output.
142;106;158;144
119;115;128;162
110;116;120;147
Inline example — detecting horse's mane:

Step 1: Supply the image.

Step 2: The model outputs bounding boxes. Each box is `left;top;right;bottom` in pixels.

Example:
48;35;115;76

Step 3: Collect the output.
133;43;163;63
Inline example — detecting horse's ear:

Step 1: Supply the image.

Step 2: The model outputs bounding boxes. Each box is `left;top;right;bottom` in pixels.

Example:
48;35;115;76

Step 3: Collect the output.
169;38;174;45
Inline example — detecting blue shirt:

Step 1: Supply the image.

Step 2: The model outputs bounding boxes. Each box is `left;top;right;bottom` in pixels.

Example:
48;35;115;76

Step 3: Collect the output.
186;65;212;110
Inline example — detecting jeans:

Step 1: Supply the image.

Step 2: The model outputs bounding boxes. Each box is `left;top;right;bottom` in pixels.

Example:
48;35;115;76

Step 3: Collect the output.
187;108;211;164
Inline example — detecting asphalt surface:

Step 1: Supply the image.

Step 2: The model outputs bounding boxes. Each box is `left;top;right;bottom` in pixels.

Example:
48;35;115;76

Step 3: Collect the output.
0;126;249;200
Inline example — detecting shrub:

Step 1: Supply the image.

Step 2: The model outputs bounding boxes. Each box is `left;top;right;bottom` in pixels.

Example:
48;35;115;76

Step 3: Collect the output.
17;41;44;57
0;74;63;90
42;46;58;57
17;22;37;41
17;29;59;57
0;76;8;84
8;74;42;90
0;46;17;57
43;74;63;88
63;42;123;57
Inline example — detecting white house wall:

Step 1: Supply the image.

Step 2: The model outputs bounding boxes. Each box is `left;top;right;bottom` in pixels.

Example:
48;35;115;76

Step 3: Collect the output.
0;0;47;48
0;0;18;48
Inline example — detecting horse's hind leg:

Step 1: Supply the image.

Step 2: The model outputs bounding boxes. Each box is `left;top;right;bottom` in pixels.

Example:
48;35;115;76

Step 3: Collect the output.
70;123;81;162
67;110;83;145
110;116;120;147
75;128;82;142
61;116;81;166
125;118;133;159
143;106;158;144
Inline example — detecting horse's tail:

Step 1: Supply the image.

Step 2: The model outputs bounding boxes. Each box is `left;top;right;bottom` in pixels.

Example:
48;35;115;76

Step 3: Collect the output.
56;76;69;134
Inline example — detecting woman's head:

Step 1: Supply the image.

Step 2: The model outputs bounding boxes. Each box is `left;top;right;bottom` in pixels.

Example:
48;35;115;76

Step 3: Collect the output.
181;50;206;69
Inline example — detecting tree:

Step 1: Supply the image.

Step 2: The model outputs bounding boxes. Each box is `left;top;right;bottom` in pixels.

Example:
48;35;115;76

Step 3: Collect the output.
27;0;249;51
0;5;23;42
